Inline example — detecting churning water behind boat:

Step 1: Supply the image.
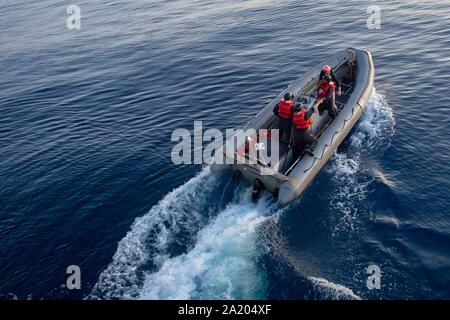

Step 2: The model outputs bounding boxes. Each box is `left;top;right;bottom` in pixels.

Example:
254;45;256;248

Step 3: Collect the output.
89;90;396;300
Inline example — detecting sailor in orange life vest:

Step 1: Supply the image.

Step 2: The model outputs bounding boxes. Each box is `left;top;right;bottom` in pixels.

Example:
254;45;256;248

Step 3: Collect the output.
292;101;319;158
272;92;295;144
316;74;339;120
317;65;341;96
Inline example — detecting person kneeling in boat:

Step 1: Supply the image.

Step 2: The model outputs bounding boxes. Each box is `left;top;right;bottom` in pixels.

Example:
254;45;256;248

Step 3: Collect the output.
317;75;339;120
273;92;295;144
317;65;341;96
292;103;317;158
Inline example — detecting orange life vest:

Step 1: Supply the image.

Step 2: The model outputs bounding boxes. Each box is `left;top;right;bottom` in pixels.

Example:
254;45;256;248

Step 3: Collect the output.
277;100;294;119
318;81;336;100
293;109;313;129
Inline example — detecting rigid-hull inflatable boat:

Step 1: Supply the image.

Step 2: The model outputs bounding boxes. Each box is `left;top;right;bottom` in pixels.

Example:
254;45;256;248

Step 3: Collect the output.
211;48;374;204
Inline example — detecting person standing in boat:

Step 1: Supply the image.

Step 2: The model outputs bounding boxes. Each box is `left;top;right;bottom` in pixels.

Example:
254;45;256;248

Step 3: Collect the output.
273;92;295;144
316;75;339;120
292;102;318;158
317;65;341;96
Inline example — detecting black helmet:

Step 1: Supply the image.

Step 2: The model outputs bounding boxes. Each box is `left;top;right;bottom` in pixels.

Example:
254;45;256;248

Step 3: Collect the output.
294;103;304;112
284;92;293;101
323;75;332;82
299;97;308;104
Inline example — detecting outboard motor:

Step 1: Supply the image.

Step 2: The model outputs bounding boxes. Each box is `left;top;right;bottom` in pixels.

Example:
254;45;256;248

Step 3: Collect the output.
251;179;265;203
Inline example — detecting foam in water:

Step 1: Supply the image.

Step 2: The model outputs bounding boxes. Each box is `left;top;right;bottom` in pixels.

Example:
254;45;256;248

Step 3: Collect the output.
89;167;218;299
138;195;277;299
89;167;280;300
326;88;395;234
348;88;395;153
307;277;361;300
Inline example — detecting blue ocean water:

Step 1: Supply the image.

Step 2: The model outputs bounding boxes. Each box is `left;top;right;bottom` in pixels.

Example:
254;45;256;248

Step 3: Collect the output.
0;0;449;300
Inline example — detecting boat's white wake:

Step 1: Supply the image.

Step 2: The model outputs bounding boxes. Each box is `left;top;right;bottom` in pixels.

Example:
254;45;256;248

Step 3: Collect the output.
89;168;219;299
307;277;361;300
89;169;281;299
326;88;395;234
138;195;279;299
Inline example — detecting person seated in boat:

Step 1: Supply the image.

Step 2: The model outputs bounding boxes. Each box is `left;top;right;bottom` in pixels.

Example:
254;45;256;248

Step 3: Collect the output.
292;102;318;158
316;75;339;120
273;92;295;144
317;65;341;96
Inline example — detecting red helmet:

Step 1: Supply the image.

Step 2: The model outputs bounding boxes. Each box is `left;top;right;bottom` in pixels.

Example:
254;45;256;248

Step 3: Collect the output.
322;65;331;73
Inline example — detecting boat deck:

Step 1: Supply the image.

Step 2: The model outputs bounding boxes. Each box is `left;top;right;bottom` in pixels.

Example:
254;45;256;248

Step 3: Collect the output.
271;76;355;174
236;67;356;175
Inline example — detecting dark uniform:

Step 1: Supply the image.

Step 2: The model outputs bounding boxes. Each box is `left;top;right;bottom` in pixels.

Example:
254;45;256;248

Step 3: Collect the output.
273;93;295;144
292;106;317;159
319;69;341;92
317;78;338;120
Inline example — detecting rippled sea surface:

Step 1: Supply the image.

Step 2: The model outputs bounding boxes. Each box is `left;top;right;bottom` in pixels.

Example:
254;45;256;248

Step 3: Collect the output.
1;0;449;299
